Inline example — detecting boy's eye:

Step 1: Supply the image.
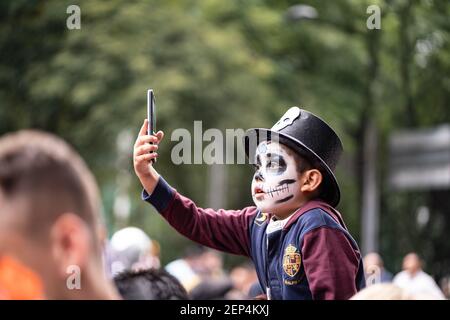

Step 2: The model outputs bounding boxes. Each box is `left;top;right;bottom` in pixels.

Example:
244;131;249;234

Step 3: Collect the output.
267;161;279;169
266;154;286;175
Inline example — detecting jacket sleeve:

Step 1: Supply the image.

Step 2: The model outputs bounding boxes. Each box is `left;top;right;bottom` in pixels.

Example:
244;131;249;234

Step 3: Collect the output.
301;227;361;300
142;176;257;257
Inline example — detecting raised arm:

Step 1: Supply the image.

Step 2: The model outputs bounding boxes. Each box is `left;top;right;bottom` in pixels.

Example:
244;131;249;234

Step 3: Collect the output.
133;119;256;257
142;177;256;256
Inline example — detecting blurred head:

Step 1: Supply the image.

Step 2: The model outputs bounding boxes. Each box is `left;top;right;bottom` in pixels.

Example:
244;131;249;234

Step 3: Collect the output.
0;130;113;299
251;141;322;218
402;253;422;275
184;246;223;277
364;252;384;271
230;264;258;294
183;245;207;262
109;227;160;275
114;269;188;300
200;250;223;276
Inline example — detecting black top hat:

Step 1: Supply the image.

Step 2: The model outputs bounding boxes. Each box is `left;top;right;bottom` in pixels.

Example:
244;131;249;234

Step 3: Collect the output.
244;107;343;207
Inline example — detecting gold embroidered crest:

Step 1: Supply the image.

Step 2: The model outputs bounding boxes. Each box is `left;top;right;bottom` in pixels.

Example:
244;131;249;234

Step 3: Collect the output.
283;244;301;277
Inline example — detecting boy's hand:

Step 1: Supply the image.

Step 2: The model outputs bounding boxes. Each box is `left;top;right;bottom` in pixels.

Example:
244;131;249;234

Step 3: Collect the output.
133;119;164;194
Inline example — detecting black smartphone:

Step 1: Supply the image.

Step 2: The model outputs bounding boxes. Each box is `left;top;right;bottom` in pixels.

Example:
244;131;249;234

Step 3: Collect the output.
147;89;156;163
147;89;156;135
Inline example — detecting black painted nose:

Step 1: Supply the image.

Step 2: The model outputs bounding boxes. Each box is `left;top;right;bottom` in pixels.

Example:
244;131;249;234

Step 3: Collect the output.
254;171;264;182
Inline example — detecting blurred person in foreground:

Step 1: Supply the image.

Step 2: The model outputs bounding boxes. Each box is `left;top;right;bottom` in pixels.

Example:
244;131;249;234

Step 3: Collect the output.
0;130;119;299
363;252;393;285
114;268;188;300
134;107;365;300
105;226;160;277
393;253;445;299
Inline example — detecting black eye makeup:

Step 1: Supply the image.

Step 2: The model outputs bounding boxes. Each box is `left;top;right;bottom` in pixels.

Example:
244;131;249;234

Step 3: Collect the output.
265;153;286;175
253;155;262;171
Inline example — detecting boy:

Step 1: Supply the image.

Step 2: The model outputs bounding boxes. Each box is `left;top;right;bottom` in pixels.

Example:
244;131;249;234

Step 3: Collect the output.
0;130;119;299
134;107;365;300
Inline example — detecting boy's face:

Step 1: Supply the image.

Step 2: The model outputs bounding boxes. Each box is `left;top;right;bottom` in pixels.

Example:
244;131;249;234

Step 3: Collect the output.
251;141;302;215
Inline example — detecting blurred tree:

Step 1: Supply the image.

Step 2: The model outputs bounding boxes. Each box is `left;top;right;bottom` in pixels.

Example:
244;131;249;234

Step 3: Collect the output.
0;0;278;267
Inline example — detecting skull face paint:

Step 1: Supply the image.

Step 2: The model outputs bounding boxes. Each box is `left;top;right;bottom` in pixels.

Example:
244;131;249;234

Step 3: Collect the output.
251;141;300;213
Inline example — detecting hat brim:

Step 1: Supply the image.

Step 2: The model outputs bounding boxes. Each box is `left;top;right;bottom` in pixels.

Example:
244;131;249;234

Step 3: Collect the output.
244;128;341;207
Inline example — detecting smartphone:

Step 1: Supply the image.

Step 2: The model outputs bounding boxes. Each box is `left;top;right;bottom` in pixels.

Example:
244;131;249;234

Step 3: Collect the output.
147;89;156;135
147;89;156;163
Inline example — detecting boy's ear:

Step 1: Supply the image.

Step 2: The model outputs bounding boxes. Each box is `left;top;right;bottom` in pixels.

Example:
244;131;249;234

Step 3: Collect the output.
300;169;323;193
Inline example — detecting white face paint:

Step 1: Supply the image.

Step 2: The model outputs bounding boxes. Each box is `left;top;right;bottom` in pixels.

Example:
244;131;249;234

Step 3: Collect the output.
251;141;300;214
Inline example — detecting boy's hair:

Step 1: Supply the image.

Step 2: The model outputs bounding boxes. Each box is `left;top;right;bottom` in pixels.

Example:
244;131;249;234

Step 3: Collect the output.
0;130;101;243
114;268;189;300
291;150;313;173
284;145;325;199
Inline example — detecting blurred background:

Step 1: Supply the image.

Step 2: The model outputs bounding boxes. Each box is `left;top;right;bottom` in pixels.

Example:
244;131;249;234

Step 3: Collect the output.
0;0;449;295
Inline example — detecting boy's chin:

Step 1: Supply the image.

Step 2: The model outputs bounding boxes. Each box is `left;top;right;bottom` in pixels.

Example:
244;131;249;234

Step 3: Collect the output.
254;202;286;215
254;200;301;218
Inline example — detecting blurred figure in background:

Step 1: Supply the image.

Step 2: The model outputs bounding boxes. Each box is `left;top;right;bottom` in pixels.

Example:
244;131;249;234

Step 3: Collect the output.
193;248;226;279
105;227;160;277
393;252;445;299
439;276;450;299
0;131;119;299
363;252;393;285
165;245;205;293
114;268;188;300
226;263;258;299
351;283;412;300
166;246;233;299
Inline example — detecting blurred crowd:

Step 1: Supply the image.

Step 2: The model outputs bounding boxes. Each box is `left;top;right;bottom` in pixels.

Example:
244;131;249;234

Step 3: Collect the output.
0;130;448;300
105;226;449;300
356;252;447;300
105;226;259;300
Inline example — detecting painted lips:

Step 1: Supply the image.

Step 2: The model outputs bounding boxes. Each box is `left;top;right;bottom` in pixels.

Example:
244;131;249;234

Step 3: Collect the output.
253;186;266;199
